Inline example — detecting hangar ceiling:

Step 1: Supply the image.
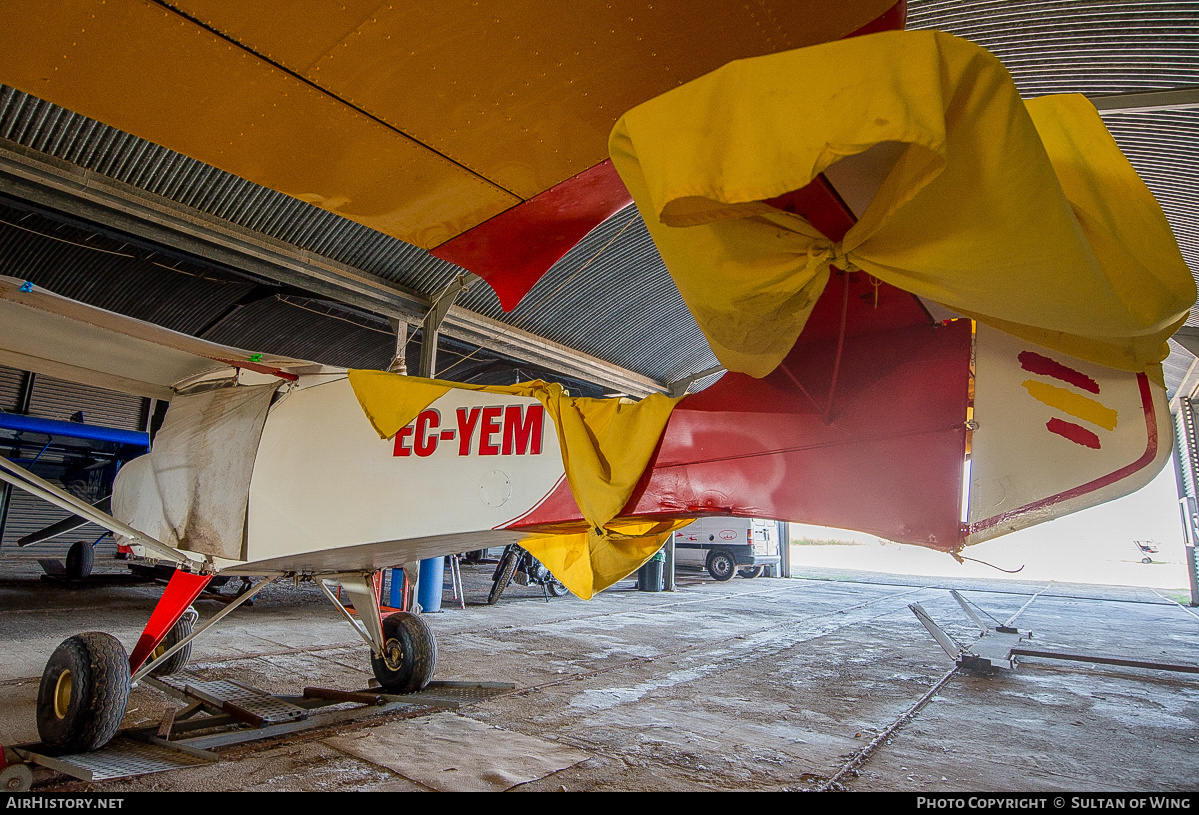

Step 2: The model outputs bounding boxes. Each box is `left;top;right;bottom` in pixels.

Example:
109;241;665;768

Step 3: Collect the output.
0;0;1196;397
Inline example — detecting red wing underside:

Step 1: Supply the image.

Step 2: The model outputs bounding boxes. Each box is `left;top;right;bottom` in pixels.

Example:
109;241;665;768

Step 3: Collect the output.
429;160;634;312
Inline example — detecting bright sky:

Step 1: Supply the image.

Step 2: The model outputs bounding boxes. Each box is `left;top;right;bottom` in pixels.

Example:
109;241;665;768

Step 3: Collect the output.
789;456;1195;593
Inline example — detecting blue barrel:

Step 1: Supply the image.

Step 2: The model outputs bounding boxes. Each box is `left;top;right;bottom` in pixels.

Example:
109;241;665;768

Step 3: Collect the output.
387;568;404;609
417;557;445;612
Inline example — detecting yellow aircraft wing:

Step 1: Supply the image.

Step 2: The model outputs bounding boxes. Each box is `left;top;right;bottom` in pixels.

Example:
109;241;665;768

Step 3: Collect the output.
0;1;901;309
0;0;896;249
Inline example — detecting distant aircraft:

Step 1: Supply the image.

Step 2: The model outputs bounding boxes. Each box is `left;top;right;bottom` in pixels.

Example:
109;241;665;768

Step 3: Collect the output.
0;407;149;577
0;0;1191;754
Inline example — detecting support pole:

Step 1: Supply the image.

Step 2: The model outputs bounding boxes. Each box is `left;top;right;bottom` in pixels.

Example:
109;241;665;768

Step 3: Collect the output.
778;521;791;578
0;482;10;549
664;531;676;591
387;319;408;375
419;273;479;380
1188;543;1199;608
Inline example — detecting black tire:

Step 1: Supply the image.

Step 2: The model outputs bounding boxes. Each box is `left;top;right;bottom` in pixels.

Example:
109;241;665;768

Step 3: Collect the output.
739;566;765;579
148;609;197;676
65;541;94;580
37;632;130;753
547;578;570;597
706;550;736;582
371;612;437;694
487;551;519;605
1142;557;1153;564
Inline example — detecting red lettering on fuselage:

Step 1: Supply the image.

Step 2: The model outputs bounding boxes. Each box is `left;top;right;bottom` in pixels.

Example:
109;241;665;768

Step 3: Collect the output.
456;407;480;455
503;404;543;455
479;406;503;455
414;409;440;457
393;425;413;457
394;402;545;458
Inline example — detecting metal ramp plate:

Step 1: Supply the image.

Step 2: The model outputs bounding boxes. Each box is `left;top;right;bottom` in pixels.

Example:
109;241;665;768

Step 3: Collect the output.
22;737;216;782
390;681;515;709
184;679;309;725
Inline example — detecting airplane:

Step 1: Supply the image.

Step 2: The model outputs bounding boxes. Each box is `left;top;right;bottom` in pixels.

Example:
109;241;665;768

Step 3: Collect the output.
0;406;149;578
0;0;1193;756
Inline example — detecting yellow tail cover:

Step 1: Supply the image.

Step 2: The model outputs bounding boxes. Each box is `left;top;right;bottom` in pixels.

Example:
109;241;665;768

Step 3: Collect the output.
609;30;1194;378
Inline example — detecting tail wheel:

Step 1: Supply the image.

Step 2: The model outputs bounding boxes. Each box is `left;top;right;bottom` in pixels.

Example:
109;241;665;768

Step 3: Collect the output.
149;608;198;676
1;764;33;792
37;633;130;753
738;566;766;579
547;578;571;597
706;550;736;582
371;612;437;694
65;541;94;580
487;551;519;605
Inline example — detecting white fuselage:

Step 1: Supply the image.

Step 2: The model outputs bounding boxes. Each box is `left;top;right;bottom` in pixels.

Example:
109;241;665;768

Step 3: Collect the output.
242;376;568;573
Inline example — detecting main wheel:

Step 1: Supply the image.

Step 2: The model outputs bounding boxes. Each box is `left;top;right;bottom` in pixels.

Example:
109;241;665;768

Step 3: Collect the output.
738;566;765;579
547;578;570;597
487;551;519;605
706;550;736;582
65;541;94;580
37;632;130;753
371;612;437;694
149;608;198;676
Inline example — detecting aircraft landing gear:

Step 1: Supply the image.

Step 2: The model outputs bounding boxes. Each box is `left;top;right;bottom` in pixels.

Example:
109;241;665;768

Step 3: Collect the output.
36;632;130;753
370;611;438;693
64;540;94;580
148;608;199;676
34;569;223;754
320;572;438;696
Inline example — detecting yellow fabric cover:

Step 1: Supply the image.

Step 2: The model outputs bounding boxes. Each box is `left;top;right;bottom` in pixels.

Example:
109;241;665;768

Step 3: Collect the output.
519;519;690;601
346;370;683;598
609;30;1194;378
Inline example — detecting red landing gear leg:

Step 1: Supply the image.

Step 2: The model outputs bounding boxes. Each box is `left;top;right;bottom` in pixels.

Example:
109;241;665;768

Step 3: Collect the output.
128;569;212;674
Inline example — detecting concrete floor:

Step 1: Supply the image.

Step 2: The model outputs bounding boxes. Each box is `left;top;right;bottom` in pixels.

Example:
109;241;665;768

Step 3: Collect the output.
1;540;1198;792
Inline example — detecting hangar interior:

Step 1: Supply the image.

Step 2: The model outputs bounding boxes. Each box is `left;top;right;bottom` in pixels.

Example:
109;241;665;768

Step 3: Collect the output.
1;0;1199;794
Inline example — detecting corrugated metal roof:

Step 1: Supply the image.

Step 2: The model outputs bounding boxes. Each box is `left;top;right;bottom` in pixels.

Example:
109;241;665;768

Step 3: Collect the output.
0;201;259;335
909;1;1199;95
202;295;396;371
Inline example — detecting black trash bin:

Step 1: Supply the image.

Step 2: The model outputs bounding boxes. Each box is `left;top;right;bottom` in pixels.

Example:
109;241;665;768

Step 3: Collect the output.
637;551;665;592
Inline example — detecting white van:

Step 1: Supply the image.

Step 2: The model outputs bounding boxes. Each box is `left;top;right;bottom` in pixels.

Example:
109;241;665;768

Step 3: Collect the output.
672;517;781;581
